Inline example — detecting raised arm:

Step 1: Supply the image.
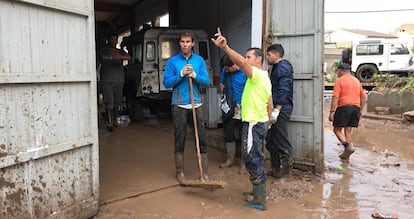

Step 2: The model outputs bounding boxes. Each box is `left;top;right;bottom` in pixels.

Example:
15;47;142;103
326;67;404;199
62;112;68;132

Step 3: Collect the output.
211;28;253;78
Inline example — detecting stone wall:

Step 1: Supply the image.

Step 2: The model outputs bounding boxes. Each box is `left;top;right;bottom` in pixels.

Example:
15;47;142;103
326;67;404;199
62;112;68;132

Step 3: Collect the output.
367;91;414;114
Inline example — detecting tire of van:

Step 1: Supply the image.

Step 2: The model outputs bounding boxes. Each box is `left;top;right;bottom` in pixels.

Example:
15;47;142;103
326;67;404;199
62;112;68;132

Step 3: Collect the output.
356;64;376;82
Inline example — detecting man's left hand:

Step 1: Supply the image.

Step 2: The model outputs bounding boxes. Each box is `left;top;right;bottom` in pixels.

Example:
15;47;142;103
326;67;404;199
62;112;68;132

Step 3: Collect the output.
188;71;197;79
269;108;280;124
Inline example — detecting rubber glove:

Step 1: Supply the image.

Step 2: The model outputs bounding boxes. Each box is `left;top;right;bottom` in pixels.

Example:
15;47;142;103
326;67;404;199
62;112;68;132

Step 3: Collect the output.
269;108;280;124
180;64;193;77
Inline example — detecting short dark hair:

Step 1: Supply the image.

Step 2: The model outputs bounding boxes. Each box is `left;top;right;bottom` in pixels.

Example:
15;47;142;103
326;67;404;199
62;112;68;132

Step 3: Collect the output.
266;44;284;57
220;54;234;67
337;63;351;71
180;29;195;42
247;47;264;64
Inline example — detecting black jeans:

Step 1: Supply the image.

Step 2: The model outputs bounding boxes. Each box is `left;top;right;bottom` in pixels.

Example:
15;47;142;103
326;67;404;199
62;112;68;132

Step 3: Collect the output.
172;105;207;154
266;112;292;167
100;82;124;118
223;118;242;142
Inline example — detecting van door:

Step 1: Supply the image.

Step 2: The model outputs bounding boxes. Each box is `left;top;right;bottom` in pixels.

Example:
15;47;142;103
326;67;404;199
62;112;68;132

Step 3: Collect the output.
142;39;159;95
159;34;180;92
0;0;99;218
197;39;214;82
388;43;412;71
265;0;324;173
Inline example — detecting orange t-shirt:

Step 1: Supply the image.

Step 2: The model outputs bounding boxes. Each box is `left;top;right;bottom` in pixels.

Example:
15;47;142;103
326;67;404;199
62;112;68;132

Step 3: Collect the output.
333;74;365;108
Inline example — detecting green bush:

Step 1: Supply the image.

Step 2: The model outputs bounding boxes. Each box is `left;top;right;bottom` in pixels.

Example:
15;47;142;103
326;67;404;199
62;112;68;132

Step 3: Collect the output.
325;60;340;82
399;76;414;94
373;73;414;93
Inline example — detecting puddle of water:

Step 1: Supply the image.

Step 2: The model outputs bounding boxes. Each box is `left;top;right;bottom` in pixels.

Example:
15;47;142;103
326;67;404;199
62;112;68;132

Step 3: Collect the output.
322;130;414;218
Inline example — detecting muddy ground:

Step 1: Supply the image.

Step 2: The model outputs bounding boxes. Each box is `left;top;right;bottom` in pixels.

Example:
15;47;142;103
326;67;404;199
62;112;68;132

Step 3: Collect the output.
94;105;414;219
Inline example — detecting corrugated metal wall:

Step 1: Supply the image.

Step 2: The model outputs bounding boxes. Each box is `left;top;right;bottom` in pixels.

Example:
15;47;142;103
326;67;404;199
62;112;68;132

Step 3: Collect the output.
0;0;99;218
171;0;252;79
265;0;324;173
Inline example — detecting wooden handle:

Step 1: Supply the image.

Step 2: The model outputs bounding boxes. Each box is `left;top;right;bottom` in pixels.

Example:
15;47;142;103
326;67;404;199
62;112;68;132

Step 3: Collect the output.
189;78;204;180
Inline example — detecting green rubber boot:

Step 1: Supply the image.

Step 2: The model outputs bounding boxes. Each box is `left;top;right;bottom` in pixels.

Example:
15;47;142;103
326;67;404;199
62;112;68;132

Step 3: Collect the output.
175;152;185;182
242;183;253;196
244;182;267;211
220;142;236;168
201;153;209;180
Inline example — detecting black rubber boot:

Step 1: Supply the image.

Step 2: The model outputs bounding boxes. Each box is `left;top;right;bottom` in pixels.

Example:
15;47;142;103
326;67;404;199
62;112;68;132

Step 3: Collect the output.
201;153;209;180
244;182;267;211
239;159;247;175
267;154;283;178
281;154;292;176
220;142;236;168
268;166;283;179
175;153;185;182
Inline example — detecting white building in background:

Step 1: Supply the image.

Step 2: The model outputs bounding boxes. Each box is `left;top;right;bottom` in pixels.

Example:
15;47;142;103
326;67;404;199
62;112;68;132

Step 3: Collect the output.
394;24;414;49
325;28;397;48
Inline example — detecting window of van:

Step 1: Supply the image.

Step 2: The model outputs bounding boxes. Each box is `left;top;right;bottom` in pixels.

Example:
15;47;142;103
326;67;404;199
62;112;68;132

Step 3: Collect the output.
356;44;383;56
146;42;156;61
390;43;410;55
161;38;179;60
198;41;208;60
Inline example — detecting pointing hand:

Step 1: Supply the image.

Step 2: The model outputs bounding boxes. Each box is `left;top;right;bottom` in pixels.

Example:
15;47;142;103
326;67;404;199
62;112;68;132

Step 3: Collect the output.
211;27;227;49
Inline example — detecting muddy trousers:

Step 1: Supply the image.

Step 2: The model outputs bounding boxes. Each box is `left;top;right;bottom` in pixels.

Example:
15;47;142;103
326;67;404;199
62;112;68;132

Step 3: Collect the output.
241;122;267;185
266;112;292;168
100;82;124;119
223;118;242;142
172;105;207;154
172;106;208;180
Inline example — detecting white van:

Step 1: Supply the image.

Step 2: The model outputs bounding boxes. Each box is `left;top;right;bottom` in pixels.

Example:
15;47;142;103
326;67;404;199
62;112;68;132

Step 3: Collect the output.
342;39;414;82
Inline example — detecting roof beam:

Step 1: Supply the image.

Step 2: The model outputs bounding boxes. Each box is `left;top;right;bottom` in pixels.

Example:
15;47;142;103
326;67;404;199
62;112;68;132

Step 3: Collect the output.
95;2;130;13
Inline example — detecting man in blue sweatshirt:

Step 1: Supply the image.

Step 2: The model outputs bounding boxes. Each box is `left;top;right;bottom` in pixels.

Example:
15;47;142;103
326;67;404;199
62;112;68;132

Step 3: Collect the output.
218;54;247;174
266;43;294;179
163;30;211;183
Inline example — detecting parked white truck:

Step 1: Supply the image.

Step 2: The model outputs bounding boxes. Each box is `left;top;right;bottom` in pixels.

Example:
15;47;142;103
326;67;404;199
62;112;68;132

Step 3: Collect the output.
342;39;414;82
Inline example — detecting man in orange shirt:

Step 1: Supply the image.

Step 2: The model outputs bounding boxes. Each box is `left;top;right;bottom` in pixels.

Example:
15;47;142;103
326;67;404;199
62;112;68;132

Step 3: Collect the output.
329;63;365;160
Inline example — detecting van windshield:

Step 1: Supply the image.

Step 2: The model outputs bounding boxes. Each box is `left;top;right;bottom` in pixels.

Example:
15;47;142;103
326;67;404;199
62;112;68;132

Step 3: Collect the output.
161;38;179;60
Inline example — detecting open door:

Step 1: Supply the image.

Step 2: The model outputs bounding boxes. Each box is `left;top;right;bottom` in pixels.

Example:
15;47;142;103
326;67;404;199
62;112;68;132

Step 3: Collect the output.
264;0;324;173
0;0;99;217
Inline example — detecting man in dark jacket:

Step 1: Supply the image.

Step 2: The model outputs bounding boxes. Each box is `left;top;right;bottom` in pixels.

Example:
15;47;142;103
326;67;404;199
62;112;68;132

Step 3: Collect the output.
99;33;131;131
265;43;294;179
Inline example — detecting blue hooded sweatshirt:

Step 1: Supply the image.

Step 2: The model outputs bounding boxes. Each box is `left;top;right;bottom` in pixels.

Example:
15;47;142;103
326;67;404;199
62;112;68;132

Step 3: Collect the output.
219;68;247;105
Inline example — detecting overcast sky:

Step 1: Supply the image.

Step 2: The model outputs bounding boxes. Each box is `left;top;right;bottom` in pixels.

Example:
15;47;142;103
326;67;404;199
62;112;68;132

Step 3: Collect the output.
325;0;414;33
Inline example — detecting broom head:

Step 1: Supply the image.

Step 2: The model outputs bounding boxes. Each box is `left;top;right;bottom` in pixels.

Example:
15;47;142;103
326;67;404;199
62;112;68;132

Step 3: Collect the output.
179;178;227;189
